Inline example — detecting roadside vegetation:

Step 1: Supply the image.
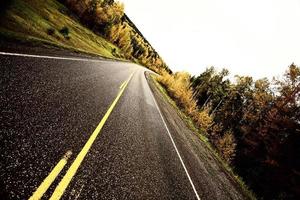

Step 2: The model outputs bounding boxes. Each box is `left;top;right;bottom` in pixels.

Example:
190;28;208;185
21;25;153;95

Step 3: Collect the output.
0;0;125;59
60;0;170;73
0;0;170;73
156;65;300;199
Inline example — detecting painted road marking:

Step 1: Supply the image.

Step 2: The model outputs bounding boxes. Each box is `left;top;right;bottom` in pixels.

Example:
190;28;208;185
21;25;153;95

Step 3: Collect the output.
119;81;126;89
0;51;108;63
29;151;72;200
148;82;201;200
49;73;134;200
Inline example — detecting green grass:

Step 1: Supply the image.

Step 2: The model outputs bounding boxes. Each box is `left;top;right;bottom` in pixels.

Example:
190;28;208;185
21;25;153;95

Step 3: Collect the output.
150;74;256;200
0;0;125;59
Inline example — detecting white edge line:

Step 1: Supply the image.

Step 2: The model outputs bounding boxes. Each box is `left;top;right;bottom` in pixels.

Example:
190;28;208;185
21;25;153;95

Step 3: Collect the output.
0;51;106;63
147;79;201;200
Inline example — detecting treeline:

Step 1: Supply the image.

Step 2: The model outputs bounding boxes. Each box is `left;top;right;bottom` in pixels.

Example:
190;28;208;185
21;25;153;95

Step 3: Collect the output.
61;0;170;73
158;64;300;199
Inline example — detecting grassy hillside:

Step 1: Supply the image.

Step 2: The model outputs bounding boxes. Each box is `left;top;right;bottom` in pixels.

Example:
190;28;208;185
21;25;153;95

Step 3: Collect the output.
60;0;170;74
0;0;124;59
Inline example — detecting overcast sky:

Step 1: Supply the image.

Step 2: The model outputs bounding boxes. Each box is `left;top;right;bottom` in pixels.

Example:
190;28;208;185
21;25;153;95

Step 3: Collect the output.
122;0;300;80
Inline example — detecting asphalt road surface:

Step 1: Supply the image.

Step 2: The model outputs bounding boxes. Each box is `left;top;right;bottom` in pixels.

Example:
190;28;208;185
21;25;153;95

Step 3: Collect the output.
0;49;250;200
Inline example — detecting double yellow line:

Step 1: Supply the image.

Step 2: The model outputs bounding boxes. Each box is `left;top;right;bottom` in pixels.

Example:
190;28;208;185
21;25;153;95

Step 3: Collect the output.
29;73;134;200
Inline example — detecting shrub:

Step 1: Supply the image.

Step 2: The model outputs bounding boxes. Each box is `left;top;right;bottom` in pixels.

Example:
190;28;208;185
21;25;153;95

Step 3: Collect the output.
216;130;236;163
157;71;197;115
58;6;71;16
46;28;55;35
192;108;213;130
59;26;69;37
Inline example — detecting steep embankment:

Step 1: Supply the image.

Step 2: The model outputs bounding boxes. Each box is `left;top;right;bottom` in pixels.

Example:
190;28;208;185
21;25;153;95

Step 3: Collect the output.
56;0;170;74
0;0;124;59
0;0;170;74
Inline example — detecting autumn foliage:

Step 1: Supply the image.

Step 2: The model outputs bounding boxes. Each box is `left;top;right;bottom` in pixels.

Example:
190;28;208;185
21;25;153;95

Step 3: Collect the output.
204;65;299;199
61;0;169;73
157;71;213;134
157;71;197;114
159;64;299;199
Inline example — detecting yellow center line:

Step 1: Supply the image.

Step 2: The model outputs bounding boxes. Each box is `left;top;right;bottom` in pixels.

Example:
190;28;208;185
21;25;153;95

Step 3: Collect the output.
29;151;72;200
119;81;126;89
49;72;135;200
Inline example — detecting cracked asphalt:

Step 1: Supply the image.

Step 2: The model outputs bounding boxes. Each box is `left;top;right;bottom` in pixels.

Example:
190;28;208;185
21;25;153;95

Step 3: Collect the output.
0;49;250;200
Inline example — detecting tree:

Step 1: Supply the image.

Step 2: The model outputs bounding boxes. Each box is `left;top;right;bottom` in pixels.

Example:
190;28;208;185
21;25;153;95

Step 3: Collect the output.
94;1;124;25
191;67;230;112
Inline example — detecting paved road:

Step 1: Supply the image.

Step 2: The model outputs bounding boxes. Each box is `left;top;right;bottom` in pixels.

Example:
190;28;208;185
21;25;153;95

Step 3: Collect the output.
0;51;248;200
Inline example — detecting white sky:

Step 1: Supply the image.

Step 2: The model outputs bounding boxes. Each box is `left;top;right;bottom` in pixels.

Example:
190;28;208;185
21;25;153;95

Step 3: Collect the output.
122;0;300;80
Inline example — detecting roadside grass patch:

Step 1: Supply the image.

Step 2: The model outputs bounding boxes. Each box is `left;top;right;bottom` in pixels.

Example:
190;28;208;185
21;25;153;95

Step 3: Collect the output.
59;26;70;39
46;28;55;35
0;0;125;59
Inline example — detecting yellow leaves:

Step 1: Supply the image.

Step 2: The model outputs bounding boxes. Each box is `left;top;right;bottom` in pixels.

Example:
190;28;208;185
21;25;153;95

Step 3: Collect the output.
288;63;300;83
154;58;163;68
216;130;236;164
157;71;198;117
193;108;213;130
94;1;124;25
108;23;122;42
157;66;239;165
65;0;168;72
112;1;124;16
108;21;163;63
107;22;132;58
66;0;124;25
95;6;106;24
